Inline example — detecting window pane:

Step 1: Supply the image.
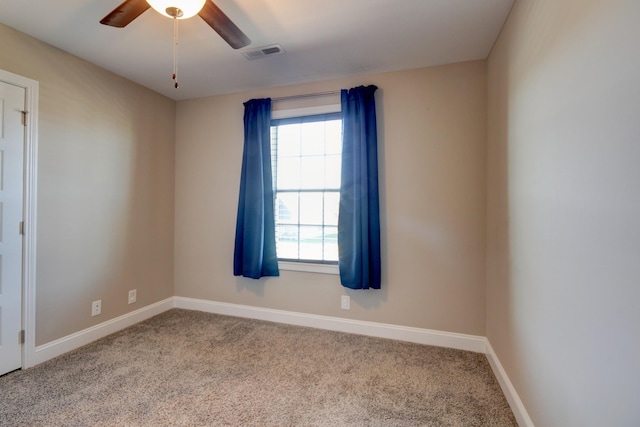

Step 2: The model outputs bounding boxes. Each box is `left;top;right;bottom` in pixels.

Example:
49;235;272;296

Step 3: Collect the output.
276;224;299;259
299;225;324;261
300;156;326;189
276;124;301;157
277;157;300;189
325;120;342;154
276;192;299;224
299;192;323;225
300;122;326;156
324;192;340;226
324;154;341;189
323;226;339;261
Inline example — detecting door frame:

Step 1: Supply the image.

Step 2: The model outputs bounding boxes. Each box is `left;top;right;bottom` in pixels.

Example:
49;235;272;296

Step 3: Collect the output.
0;69;38;369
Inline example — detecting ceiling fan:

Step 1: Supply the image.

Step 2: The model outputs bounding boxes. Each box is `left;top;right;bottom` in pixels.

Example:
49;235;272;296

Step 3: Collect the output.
100;0;251;50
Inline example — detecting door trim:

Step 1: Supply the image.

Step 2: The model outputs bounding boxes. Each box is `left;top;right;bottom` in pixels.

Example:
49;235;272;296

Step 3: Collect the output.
0;69;38;369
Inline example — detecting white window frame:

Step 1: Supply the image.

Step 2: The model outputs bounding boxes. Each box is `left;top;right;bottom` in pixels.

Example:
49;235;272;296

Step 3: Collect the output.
272;103;341;275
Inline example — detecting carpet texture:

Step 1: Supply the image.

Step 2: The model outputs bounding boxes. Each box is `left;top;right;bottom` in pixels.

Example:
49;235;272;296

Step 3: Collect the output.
0;309;517;426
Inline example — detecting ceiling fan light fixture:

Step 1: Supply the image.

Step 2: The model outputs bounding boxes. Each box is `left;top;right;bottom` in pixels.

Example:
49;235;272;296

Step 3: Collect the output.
146;0;206;19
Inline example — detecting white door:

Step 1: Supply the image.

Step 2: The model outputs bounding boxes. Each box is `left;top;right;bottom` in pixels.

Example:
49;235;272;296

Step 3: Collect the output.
0;81;25;375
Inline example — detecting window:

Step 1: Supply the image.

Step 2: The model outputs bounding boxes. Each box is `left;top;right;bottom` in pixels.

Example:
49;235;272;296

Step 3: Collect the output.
270;112;341;271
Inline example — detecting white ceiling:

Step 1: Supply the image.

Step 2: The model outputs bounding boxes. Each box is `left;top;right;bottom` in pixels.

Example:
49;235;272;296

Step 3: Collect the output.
0;0;514;101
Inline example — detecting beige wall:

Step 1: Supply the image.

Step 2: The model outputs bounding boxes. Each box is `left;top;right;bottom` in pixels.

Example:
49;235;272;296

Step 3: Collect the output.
487;0;640;425
175;61;487;335
0;24;176;345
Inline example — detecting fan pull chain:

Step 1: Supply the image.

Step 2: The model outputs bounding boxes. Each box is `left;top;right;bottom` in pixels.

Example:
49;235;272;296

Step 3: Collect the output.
172;17;179;89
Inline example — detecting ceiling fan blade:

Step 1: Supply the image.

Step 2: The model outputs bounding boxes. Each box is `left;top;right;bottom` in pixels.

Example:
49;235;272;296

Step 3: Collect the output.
100;0;151;28
198;1;251;49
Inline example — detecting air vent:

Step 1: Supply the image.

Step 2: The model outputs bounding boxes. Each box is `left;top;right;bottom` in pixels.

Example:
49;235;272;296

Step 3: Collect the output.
242;44;285;60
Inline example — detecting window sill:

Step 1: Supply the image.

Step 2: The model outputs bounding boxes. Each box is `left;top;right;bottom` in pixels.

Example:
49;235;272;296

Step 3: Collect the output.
278;261;339;275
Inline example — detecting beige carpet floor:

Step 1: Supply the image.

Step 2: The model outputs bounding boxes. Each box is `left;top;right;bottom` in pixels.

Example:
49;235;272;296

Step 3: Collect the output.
0;309;517;426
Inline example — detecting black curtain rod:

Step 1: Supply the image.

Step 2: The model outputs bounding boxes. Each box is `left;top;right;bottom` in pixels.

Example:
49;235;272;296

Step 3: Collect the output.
271;90;341;102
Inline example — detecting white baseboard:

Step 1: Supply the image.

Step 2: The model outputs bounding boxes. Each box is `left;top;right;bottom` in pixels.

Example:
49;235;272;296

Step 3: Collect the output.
173;296;487;353
33;298;173;366
486;341;535;427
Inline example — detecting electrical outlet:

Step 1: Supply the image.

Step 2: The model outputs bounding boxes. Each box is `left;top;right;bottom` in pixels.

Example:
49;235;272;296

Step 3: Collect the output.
341;295;350;310
91;300;102;317
128;289;137;305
